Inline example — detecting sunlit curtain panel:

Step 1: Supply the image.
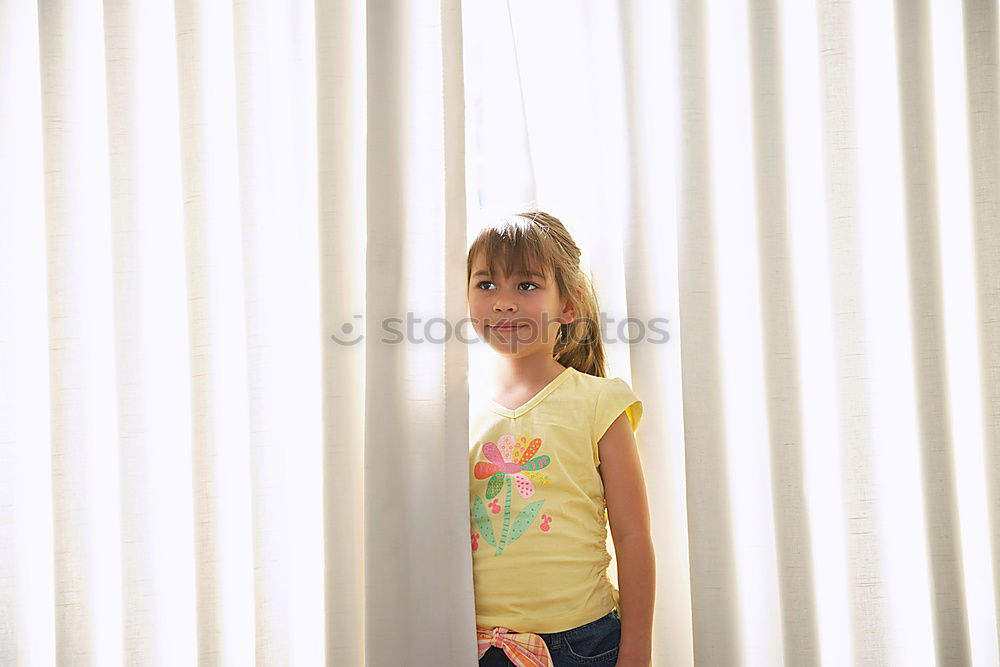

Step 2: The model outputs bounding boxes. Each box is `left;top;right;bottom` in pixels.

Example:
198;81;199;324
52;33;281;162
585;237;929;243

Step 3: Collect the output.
2;0;1000;666
464;1;1000;666
0;0;473;665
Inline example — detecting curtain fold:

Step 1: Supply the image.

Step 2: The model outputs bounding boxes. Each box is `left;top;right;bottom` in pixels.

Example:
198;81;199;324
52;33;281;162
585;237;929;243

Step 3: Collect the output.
364;0;472;663
4;0;1000;665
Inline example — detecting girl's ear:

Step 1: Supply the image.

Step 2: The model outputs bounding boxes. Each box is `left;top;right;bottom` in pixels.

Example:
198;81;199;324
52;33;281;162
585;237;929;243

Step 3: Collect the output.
561;288;583;324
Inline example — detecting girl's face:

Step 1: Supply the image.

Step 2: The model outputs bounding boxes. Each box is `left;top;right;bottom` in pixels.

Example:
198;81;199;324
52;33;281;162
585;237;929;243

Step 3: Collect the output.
467;253;575;358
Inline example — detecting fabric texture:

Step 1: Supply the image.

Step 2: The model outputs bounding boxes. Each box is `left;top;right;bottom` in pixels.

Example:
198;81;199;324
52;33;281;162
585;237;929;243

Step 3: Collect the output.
469;365;643;634
476;626;554;666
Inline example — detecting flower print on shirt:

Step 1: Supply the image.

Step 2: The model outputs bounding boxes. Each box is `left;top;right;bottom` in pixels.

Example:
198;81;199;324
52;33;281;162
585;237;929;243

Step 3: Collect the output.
471;434;551;556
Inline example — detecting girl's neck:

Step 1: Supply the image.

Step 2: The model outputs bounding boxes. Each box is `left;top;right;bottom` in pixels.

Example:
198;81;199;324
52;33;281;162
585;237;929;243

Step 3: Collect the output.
492;353;568;393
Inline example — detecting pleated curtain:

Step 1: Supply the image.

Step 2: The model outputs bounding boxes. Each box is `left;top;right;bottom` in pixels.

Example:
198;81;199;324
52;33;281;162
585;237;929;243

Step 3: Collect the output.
3;1;1000;666
472;6;999;666
1;0;472;665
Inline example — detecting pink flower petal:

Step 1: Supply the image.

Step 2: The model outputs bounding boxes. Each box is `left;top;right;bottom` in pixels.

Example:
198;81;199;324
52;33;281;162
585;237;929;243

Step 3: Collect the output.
512;473;535;498
482;442;503;464
497;434;515;461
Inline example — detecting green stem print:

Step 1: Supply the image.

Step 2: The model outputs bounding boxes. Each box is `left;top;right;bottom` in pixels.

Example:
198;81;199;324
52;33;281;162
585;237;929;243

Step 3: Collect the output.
495;476;513;556
493;478;545;557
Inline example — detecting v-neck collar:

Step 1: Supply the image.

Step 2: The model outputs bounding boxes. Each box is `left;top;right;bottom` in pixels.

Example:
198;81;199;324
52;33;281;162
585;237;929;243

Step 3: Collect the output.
489;366;575;419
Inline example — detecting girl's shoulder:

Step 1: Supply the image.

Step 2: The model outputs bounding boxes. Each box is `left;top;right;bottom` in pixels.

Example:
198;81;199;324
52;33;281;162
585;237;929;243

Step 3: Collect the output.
566;367;634;395
576;372;643;434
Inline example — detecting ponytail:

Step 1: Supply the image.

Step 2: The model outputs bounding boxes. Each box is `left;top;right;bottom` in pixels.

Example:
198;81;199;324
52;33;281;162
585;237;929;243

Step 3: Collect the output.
553;270;606;378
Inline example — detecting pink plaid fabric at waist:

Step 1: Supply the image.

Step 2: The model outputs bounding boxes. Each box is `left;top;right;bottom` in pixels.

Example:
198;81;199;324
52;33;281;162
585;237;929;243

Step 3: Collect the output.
476;625;553;667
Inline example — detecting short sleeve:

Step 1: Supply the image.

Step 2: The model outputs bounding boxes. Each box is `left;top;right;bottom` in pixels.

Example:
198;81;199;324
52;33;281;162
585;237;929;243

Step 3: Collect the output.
592;378;643;467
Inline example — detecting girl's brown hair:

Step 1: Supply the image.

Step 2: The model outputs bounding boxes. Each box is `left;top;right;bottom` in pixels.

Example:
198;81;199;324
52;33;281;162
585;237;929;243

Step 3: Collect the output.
466;210;607;377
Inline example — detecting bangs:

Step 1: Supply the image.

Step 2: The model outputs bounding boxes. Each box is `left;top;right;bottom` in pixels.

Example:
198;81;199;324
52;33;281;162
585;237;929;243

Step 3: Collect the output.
468;216;554;282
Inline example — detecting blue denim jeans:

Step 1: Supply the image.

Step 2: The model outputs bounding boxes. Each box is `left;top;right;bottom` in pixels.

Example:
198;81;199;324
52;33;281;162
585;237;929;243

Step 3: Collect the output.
479;608;621;666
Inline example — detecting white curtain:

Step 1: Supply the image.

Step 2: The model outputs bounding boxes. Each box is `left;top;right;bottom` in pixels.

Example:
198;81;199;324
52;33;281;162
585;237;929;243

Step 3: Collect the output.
1;0;473;665
465;1;1000;666
3;0;1000;666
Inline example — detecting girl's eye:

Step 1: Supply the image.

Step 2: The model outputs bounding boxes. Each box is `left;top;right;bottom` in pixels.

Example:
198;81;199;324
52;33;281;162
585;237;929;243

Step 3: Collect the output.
476;281;538;291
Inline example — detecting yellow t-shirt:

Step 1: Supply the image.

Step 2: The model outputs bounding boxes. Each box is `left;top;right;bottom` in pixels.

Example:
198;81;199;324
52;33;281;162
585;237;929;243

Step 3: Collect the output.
468;364;643;633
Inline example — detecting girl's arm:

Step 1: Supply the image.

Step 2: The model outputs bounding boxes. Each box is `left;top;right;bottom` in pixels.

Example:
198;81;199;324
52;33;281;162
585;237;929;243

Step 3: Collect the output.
598;411;655;666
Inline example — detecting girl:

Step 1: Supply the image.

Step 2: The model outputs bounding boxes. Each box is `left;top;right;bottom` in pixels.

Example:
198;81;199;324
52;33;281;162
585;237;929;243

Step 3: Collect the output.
467;211;654;667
